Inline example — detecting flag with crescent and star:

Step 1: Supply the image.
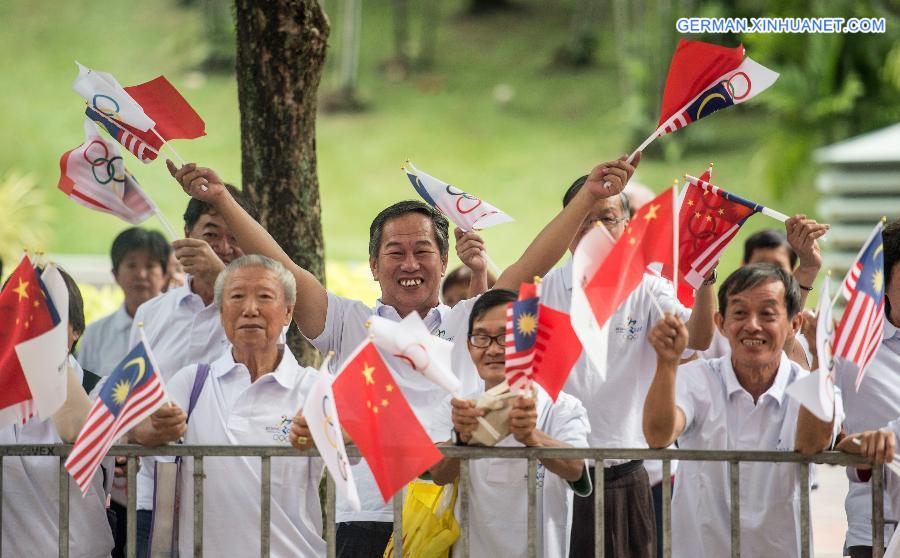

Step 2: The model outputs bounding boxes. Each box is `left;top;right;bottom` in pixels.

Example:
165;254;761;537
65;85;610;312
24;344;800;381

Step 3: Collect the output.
332;340;443;502
583;188;676;330
654;39;779;138
0;255;60;427
66;339;167;495
834;221;886;391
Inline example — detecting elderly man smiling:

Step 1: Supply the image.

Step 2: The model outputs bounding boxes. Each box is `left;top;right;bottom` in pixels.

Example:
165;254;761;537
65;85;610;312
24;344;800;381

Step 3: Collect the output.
642;263;843;558
131;255;325;557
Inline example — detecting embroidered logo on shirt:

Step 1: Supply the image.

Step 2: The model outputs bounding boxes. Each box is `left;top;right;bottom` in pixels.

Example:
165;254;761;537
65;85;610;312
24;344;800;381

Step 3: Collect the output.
615;316;642;340
264;415;292;443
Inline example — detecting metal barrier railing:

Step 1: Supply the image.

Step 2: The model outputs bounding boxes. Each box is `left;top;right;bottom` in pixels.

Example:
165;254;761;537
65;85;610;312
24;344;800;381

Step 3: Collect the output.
0;445;887;558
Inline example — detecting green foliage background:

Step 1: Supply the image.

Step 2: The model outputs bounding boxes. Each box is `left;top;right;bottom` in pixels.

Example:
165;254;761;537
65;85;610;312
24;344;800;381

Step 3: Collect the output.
1;0;897;290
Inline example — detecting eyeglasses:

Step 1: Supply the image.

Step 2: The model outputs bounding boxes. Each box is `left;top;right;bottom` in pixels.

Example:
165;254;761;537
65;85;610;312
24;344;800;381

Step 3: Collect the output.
586;216;628;228
467;334;506;348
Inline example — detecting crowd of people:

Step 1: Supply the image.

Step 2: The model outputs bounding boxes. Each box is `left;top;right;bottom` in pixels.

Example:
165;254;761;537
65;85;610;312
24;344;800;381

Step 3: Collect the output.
2;151;899;558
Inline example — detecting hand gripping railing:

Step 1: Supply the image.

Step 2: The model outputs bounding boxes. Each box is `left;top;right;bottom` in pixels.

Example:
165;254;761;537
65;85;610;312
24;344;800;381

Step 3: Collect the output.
0;445;885;558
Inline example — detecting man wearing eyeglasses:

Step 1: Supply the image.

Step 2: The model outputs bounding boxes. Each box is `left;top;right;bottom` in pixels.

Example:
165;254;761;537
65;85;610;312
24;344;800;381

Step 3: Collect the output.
539;174;717;558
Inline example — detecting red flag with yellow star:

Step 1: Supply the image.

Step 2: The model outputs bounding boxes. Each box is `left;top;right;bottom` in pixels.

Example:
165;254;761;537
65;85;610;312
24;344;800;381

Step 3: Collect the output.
667;174;763;305
332;340;443;502
0;255;56;426
583;188;675;329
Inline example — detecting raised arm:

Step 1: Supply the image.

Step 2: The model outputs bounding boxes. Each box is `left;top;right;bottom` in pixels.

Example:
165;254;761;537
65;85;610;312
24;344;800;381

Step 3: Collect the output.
685;275;716;351
167;161;329;338
785;214;827;309
643;315;689;448
794;403;836;455
494;153;641;290
51;363;93;443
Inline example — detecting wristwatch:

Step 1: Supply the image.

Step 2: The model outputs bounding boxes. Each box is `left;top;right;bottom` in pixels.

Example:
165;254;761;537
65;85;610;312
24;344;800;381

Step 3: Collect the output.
702;269;718;286
452;429;468;446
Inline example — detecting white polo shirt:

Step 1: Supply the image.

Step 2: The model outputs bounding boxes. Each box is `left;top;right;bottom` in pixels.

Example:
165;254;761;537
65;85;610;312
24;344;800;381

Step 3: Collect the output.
432;387;590;558
309;291;483;523
837;319;900;548
77;304;133;377
1;358;114;558
541;260;690;456
164;346;325;558
671;353;843;558
129;277;229;511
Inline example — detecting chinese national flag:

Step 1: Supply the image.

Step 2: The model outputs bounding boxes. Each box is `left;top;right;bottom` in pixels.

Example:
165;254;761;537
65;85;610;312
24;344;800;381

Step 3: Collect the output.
124;76;206;141
583;188;675;329
0;256;55;425
333;340;443;502
532;304;582;401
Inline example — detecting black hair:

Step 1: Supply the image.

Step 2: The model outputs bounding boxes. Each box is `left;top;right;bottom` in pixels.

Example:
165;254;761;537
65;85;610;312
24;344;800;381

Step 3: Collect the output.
183;183;259;232
742;229;797;269
468;288;518;335
718;263;801;319
442;265;497;298
368;200;450;260
561;175;631;218
110;227;171;274
56;267;85;352
883;218;900;319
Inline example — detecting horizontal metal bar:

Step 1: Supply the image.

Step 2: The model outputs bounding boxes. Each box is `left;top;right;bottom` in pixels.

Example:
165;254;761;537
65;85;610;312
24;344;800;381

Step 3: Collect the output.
0;444;874;466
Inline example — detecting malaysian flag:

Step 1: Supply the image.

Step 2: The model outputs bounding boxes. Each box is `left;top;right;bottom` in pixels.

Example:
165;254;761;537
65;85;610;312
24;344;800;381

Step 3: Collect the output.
834;221;886;391
65;339;167;494
86;106;161;163
505;283;539;392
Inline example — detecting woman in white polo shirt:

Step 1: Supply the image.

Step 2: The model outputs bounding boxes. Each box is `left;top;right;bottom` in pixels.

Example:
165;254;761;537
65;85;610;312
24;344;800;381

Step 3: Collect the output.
429;289;591;558
131;255;325;557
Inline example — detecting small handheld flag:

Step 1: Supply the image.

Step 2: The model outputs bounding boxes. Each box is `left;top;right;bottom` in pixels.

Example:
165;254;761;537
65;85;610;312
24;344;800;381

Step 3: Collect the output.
570;224;614;380
833;220;886;390
505;283;539;393
65;339;167;495
73;62;155;132
627;40;779;162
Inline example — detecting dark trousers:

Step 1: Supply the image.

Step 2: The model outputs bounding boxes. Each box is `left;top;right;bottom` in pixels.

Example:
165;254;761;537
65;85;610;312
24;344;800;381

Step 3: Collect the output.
849;546;884;558
336;521;393;558
569;462;656;558
136;509;152;558
651;480;671;558
105;501;128;558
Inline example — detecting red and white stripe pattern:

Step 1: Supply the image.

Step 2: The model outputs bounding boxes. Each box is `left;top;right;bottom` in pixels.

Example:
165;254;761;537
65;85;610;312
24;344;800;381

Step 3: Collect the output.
505;304;534;393
117;129;159;163
65;369;166;494
834;222;885;390
657;110;691;136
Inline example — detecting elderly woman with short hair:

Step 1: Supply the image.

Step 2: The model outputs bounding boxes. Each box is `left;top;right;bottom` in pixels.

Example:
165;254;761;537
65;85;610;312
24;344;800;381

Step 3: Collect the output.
131;255;325;557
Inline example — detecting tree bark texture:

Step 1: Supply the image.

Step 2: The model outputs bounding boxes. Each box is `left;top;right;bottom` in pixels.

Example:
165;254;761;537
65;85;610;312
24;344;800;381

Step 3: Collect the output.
234;0;329;365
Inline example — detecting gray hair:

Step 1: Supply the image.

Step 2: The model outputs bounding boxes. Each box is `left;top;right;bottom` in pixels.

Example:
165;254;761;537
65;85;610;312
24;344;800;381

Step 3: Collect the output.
213;255;297;309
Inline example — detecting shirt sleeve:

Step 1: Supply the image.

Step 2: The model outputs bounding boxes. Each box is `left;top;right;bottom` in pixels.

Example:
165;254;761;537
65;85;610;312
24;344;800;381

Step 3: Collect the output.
674;360;709;438
429;394;454;444
306;292;356;364
127;305;144;350
166;364;199;412
546;393;590;449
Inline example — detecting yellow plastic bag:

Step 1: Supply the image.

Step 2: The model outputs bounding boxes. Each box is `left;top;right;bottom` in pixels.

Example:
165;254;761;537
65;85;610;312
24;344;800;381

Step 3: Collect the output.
383;479;460;558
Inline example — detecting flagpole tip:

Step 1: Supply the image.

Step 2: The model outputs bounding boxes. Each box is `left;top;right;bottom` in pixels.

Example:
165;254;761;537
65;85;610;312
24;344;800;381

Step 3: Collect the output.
533;275;542;285
826;269;832;277
364;319;371;329
137;322;145;329
882;216;888;223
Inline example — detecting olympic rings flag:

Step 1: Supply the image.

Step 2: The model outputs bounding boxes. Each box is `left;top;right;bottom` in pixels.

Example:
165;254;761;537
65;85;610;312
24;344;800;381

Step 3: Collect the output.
403;160;513;231
626;39;780;162
57;118;157;225
303;363;361;511
73;62;155;132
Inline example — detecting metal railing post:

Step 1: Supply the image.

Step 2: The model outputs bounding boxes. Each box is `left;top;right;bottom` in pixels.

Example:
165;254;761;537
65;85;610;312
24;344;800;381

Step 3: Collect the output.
799;464;810;558
729;460;740;558
527;457;538;558
873;466;885;558
193;455;204;557
594;462;604;558
662;459;671;558
326;473;336;558
260;455;271;558
126;457;137;558
392;490;403;557
459;459;470;557
58;458;69;558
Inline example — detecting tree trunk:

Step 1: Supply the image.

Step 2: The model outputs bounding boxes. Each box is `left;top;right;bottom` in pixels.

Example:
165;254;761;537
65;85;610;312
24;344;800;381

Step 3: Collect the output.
234;0;329;366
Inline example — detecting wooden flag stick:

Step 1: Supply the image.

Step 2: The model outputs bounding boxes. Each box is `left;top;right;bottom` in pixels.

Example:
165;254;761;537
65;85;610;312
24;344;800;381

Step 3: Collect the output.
672;179;679;298
150;128;186;167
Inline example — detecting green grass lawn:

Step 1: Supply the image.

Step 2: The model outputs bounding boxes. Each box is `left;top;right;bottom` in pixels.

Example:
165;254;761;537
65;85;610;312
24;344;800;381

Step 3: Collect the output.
0;0;826;288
